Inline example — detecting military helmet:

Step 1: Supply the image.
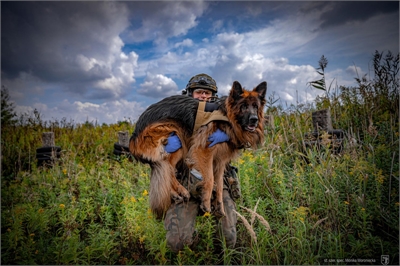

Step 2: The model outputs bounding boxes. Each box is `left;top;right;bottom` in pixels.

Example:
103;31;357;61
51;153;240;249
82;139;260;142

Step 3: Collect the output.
184;73;218;96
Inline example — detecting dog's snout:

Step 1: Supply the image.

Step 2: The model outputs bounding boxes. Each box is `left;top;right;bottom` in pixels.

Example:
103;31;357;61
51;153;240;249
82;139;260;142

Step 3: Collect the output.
249;115;258;124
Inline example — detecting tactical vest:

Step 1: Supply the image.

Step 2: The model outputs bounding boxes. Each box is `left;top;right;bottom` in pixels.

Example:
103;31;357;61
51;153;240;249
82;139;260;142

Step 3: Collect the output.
193;101;230;132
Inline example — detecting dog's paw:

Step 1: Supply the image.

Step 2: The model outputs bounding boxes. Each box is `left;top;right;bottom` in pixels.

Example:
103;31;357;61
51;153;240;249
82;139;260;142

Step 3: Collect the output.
194;181;204;191
171;191;184;204
214;202;225;218
176;185;190;201
180;189;190;201
172;194;183;204
200;202;211;214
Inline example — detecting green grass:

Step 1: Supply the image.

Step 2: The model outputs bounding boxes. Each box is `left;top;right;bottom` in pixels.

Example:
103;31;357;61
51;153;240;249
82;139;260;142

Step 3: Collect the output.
1;52;399;265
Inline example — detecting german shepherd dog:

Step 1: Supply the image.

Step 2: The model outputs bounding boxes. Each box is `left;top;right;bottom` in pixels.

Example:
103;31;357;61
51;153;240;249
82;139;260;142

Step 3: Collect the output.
129;81;266;219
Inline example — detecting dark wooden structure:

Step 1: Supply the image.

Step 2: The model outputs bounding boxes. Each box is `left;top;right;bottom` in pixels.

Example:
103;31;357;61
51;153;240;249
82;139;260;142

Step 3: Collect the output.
304;109;344;154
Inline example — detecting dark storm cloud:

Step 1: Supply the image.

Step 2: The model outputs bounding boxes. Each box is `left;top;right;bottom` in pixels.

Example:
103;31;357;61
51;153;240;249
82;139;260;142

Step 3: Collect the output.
1;1;128;84
302;1;399;30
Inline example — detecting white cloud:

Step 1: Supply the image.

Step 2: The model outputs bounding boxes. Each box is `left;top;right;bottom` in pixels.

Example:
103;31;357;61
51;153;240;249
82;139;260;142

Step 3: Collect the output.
95;50;139;96
138;73;179;98
174;39;194;48
211;20;224;32
282;92;294;102
15;99;146;124
345;65;364;78
75;54;99;72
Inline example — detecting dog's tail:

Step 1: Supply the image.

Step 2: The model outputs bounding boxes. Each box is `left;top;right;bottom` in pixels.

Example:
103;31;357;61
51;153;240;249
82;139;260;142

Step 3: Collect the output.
149;160;174;219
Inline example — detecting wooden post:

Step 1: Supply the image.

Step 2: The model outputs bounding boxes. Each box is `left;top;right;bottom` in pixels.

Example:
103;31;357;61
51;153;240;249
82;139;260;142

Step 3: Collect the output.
118;131;129;147
312;109;332;132
42;132;55;147
37;132;61;166
304;109;344;155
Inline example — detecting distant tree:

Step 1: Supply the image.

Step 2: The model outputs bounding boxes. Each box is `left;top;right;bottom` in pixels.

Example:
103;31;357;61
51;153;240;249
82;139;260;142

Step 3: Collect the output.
1;86;17;126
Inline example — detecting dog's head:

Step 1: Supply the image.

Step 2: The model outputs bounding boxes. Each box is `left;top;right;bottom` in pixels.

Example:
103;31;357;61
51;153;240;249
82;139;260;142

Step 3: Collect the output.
228;81;267;132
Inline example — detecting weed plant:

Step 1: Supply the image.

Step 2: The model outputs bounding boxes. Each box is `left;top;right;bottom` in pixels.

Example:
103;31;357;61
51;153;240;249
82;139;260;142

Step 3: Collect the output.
1;51;399;265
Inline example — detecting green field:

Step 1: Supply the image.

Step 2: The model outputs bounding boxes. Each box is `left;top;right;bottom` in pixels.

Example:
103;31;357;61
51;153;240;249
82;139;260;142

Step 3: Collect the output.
1;52;399;265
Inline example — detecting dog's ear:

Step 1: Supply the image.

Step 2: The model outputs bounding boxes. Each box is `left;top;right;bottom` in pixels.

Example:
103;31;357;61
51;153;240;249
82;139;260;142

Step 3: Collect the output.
254;81;267;100
230;81;243;100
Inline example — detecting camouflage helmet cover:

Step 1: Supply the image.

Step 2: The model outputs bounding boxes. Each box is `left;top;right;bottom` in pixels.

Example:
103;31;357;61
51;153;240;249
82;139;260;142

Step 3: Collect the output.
185;73;218;94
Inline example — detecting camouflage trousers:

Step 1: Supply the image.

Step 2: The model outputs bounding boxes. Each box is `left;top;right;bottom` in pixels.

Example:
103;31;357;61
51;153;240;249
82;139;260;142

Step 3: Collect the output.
164;166;240;252
164;188;237;253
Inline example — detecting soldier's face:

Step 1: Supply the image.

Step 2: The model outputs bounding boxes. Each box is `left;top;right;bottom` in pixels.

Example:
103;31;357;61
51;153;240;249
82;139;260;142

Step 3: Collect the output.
192;89;212;101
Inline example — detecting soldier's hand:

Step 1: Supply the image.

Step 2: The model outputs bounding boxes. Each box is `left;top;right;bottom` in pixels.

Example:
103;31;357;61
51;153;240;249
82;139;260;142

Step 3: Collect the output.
208;129;229;147
165;132;182;153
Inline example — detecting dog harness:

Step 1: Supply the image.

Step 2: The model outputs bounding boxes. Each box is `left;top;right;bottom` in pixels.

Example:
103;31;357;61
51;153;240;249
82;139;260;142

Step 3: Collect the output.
193;101;230;132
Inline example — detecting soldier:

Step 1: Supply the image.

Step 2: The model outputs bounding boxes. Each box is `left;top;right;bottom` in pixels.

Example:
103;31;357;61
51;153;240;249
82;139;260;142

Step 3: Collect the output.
163;73;241;252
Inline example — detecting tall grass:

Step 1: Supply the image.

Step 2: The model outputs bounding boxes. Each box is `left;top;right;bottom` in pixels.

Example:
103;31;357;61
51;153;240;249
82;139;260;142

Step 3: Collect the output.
1;51;398;265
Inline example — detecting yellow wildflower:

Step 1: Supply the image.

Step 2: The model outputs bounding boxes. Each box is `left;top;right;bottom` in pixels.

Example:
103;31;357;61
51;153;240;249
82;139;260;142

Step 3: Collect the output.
361;208;365;212
62;169;67;175
130;196;137;203
59;204;65;209
344;201;350;205
120;197;127;205
290;206;309;221
203;212;211;217
140;171;147;178
38;208;44;213
376;170;385;184
296;206;309;216
139;236;146;244
142;190;148;196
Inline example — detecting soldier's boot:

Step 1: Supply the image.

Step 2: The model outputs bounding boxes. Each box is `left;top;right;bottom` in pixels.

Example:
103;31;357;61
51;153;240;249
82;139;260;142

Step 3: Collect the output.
164;199;199;253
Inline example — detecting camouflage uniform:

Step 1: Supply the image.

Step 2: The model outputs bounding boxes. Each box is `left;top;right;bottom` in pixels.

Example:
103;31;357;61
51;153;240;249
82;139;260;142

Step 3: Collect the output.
164;164;241;252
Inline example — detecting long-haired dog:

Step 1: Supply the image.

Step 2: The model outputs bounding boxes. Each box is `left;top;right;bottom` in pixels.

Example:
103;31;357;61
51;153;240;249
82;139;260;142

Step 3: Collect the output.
129;81;267;219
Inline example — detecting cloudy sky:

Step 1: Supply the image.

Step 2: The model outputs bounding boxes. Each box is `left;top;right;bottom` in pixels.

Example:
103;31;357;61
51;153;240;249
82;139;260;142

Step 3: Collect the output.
2;1;398;124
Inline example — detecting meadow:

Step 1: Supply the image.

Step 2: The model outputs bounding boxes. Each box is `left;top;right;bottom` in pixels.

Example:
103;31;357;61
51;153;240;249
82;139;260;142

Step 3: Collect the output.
1;51;399;265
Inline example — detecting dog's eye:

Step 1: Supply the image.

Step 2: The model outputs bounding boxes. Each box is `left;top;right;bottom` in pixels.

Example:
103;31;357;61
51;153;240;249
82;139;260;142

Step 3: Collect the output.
252;103;258;109
241;104;248;111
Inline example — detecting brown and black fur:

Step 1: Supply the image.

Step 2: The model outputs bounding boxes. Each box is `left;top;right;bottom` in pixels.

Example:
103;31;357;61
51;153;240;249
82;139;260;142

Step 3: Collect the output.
129;81;267;219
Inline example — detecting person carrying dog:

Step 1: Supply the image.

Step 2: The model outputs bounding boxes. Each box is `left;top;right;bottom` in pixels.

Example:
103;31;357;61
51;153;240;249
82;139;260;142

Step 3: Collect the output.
163;73;241;252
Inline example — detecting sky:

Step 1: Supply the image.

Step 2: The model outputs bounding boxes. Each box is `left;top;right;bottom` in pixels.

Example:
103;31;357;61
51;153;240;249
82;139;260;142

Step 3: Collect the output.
1;1;399;125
